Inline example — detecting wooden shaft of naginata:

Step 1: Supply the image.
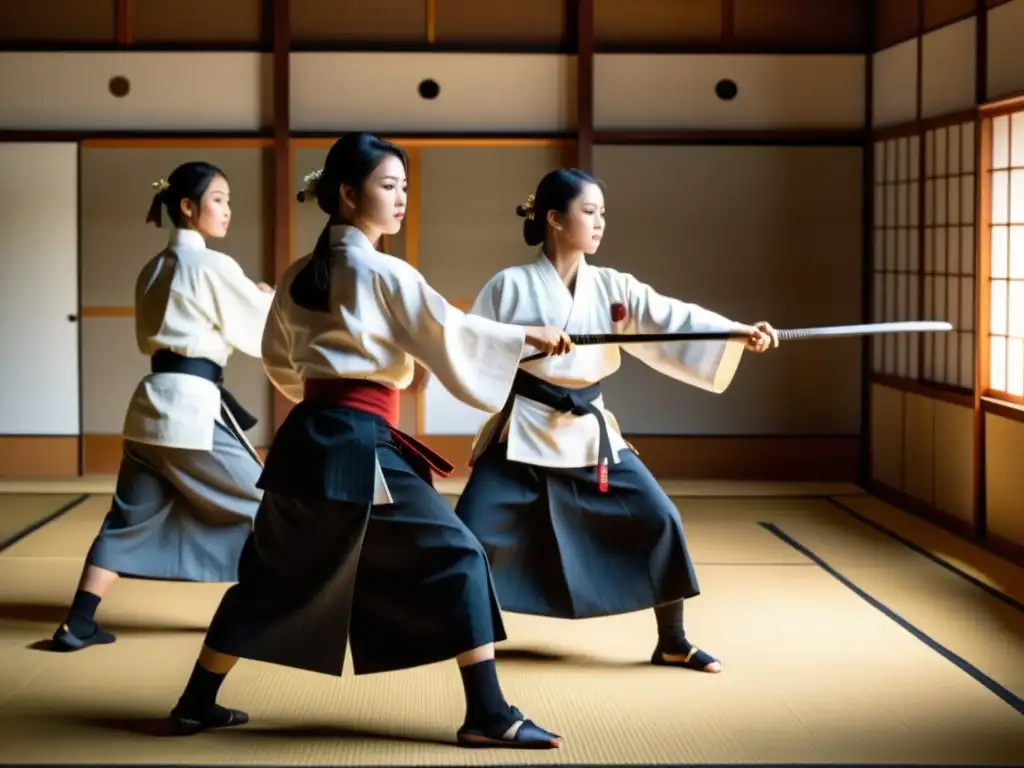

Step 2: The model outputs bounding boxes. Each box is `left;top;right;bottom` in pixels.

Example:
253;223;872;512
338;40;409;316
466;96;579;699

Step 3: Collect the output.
520;321;954;362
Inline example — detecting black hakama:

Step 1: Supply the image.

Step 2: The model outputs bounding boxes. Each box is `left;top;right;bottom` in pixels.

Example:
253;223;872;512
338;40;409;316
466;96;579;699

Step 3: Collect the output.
454;371;700;619
202;401;507;677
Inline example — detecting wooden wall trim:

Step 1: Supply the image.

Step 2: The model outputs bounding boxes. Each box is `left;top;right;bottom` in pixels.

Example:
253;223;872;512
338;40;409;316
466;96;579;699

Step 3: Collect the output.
721;0;736;49
982;397;1024;425
271;0;292;432
0;437;79;479
115;0;132;48
976;0;988;105
290;137;573;149
79;435;268;476
416;435;860;482
871;479;1024;568
979;91;1024;117
425;0;437;45
916;0;924;123
595;129;865;146
59;435;859;481
1;131;884;149
79;138;275;149
874;2;981;52
574;0;594;172
80;306;134;318
870;374;974;408
862;0;875;487
974;109;992;536
872;109;980;140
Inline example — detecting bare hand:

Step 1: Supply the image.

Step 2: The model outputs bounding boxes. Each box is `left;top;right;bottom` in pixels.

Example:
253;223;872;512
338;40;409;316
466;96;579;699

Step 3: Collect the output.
524;326;574;357
743;321;778;353
257;282;274;294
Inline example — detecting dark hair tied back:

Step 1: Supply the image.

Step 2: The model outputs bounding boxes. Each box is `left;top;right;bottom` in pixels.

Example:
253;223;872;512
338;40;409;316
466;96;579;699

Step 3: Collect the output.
289;132;408;313
515;168;602;248
144;161;227;230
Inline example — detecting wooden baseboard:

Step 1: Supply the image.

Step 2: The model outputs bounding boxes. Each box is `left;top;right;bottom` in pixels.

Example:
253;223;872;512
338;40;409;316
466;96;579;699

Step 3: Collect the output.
0;437;79;478
418;434;860;481
81;435;268;476
983;532;1024;568
8;434;858;482
870;479;1024;568
869;480;975;537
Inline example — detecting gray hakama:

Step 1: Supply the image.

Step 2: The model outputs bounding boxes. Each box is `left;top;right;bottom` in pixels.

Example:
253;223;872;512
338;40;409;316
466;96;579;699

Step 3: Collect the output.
202;397;507;677
85;352;262;583
454;370;700;619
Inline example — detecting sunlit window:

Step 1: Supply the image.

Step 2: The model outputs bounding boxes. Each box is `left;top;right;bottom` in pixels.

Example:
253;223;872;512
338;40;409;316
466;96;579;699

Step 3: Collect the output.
923;122;976;389
988;111;1024;398
872;136;919;378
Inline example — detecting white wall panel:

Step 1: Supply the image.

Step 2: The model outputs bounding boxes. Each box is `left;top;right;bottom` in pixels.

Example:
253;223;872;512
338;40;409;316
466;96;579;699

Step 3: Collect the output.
988;0;1024;100
594;54;865;131
0;53;272;131
290;53;576;133
0;143;80;435
421;376;491;436
872;40;919;127
921;17;976;118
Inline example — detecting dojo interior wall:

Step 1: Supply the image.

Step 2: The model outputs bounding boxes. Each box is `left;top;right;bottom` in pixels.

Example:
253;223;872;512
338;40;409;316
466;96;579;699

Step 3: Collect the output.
0;0;1016;530
868;0;1024;565
78;145;276;474
0;0;871;484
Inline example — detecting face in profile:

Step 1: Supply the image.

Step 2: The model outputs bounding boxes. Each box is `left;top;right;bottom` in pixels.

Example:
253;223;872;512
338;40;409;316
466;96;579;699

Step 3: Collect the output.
345;153;408;237
182;175;231;239
552;182;605;256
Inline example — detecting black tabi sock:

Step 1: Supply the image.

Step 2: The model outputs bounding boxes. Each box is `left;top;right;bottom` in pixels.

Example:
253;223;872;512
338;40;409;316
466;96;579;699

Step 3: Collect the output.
65;590;102;637
654;599;691;653
175;662;229;718
459;659;513;729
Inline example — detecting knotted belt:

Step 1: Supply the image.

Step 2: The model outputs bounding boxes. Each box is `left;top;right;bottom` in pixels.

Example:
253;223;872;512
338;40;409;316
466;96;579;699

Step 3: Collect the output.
150;349;258;431
510;370;613;492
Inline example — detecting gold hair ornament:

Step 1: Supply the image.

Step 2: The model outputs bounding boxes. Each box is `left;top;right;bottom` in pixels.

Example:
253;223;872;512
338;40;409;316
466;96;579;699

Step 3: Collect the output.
521;193;535;220
146;179;170;226
297;169;322;203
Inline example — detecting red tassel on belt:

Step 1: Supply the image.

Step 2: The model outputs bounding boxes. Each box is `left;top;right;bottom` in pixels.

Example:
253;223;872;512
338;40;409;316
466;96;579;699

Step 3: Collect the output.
302;378;455;478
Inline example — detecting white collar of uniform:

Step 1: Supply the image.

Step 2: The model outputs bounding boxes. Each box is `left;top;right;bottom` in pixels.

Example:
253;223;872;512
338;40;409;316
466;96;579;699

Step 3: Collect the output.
329;224;375;251
535;248;588;282
168;227;206;250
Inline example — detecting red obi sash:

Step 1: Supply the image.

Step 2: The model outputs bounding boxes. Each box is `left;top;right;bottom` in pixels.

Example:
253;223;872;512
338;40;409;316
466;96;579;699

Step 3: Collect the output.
302;378;455;479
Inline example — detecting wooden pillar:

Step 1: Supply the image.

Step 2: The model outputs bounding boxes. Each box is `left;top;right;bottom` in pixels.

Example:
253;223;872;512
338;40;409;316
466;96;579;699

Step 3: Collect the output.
115;0;131;46
860;0;875;487
972;0;990;538
271;0;293;431
563;0;594;171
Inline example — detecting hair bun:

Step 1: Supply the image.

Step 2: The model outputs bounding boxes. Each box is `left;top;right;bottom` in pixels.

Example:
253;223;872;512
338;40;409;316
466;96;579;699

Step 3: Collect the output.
515;204;529;218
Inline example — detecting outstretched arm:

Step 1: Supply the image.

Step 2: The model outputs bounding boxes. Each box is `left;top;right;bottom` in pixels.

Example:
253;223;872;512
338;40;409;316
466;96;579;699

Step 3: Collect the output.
620;274;774;394
384;265;569;413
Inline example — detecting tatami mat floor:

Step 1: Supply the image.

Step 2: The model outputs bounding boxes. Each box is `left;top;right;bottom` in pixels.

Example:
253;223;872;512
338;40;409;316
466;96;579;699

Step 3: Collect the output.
0;484;1021;767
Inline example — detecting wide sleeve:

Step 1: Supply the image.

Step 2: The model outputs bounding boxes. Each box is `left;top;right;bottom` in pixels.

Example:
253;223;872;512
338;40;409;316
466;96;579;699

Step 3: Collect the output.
468;272;504;321
620;272;746;394
384;265;526;413
201;262;274;358
261;291;304;403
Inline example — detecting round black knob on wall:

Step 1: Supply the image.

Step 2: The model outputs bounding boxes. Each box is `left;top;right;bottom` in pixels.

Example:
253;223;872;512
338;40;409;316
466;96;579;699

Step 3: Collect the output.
715;79;738;101
418;79;441;100
109;76;130;98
